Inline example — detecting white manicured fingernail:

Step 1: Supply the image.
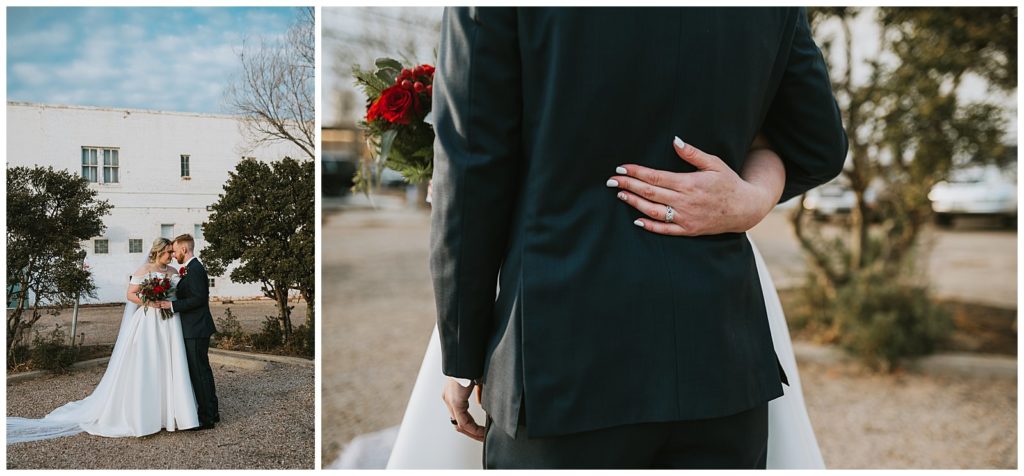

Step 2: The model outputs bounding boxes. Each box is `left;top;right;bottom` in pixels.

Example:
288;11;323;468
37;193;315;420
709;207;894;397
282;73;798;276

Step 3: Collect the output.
606;179;619;187
615;166;627;174
633;219;644;228
617;192;627;201
674;136;686;149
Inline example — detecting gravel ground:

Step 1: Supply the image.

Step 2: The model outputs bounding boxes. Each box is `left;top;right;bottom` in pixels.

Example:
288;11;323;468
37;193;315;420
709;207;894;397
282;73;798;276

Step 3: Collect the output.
7;359;314;469
321;205;1017;469
9;300;308;347
800;360;1016;468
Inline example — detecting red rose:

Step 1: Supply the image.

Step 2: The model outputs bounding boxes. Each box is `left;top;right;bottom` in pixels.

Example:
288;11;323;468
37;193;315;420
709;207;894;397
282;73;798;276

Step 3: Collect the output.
419;64;435;77
367;84;421;125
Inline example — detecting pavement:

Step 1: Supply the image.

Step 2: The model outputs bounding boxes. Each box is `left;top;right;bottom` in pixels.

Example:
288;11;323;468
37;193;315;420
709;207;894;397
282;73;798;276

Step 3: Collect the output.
6;350;314;469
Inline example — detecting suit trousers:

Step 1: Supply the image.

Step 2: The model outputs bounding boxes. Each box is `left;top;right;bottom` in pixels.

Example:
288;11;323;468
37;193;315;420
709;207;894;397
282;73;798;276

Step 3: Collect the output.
184;337;219;424
483;401;769;469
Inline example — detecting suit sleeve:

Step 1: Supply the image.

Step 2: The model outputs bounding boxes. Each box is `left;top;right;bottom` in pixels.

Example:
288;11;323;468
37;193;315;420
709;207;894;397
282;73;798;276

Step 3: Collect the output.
429;7;522;379
762;7;849;203
172;264;210;314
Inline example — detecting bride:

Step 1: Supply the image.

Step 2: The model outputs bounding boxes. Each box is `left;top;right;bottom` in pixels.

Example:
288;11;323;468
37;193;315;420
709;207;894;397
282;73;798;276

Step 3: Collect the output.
384;138;825;469
7;238;200;443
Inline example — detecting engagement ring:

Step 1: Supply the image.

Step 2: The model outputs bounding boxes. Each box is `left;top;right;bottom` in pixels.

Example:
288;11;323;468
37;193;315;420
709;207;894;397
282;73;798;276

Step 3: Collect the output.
664;205;675;223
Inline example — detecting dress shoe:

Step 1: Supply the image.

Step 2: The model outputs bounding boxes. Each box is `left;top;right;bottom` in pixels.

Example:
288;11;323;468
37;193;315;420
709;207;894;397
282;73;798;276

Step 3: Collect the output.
189;422;216;431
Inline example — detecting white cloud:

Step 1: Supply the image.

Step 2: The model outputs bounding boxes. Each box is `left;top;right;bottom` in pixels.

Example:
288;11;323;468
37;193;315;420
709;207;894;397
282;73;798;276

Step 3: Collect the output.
10;63;49;86
7;23;74;58
8;7;301;114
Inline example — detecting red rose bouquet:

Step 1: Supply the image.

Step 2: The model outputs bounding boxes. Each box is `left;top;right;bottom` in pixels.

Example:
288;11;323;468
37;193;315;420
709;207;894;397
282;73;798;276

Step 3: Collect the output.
139;275;174;320
352;58;436;192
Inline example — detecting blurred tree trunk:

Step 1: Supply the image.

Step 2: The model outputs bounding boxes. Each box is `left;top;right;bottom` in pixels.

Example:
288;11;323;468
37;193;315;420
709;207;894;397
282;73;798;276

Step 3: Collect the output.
794;7;1015;292
788;7;1015;368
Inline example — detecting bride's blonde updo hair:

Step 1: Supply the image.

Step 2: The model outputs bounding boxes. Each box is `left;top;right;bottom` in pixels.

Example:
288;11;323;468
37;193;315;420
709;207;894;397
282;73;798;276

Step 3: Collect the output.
147;238;173;263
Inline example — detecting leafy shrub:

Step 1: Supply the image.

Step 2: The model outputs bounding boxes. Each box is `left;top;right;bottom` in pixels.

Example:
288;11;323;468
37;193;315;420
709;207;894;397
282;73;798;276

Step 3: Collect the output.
7;343;31;372
288;323;314;359
250;316;284;351
211;307;313;359
29;325;81;374
793;270;952;371
213;307;250;350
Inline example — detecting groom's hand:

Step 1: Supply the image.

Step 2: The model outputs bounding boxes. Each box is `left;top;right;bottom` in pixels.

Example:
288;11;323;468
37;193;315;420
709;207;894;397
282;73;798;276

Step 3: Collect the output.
442;377;485;442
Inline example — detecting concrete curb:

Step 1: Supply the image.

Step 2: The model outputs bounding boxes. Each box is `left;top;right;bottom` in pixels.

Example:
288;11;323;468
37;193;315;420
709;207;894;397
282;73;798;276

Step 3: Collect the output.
793;342;1017;378
6;357;112;385
209;348;314;368
7;349;312;384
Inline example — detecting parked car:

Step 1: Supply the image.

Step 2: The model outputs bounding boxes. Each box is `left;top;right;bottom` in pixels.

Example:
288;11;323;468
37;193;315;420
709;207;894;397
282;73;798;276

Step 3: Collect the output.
929;164;1017;228
322;158;357;197
802;177;878;221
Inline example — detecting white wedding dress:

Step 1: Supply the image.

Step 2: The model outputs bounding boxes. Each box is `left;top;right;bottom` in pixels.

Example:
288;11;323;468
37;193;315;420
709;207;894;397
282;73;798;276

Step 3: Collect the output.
385;237;825;469
7;271;200;443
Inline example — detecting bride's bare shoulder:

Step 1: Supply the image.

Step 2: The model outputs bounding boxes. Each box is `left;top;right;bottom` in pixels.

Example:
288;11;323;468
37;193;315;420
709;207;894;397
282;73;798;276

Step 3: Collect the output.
131;265;151;279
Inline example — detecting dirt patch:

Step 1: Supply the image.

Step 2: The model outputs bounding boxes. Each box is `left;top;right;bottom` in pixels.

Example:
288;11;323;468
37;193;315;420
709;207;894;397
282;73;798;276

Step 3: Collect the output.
7;300;307;346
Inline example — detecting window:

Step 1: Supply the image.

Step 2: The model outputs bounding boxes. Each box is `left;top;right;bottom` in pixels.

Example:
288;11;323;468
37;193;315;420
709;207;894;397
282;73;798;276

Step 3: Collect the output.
181;154;190;178
81;148;98;182
208;278;216;288
82;147;118;183
194;224;204;242
95;239;109;254
161;224;174;239
129;239;143;253
103;149;119;183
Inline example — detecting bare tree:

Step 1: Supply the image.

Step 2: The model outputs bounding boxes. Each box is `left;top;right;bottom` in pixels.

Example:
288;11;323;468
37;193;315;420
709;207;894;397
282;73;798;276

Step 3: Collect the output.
226;6;315;160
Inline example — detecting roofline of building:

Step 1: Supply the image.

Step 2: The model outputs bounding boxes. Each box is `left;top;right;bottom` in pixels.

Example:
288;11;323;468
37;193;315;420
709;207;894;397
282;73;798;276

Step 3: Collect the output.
6;101;246;120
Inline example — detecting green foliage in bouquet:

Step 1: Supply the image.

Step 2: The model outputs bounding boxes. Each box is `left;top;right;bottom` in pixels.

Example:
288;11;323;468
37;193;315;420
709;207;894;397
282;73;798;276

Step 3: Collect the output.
352;57;436;193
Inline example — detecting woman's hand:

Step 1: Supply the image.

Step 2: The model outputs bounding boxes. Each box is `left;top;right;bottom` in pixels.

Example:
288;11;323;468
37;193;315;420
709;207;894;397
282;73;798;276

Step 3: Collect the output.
607;136;785;236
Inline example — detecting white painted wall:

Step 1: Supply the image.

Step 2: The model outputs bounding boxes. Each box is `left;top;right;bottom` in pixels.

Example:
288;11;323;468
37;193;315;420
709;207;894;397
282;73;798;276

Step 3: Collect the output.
7;101;306;304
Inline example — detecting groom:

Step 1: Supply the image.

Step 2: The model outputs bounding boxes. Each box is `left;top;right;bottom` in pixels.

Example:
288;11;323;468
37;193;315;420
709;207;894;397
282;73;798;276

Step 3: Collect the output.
431;7;847;469
164;233;220;430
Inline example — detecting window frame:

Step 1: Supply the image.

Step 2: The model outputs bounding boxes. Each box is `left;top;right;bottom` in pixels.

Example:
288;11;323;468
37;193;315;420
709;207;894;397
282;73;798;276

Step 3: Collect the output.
82;146;119;184
180;154;191;179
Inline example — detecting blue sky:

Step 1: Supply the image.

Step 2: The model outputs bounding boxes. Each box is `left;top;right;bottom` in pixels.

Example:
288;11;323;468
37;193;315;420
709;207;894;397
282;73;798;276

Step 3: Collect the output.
8;7;300;114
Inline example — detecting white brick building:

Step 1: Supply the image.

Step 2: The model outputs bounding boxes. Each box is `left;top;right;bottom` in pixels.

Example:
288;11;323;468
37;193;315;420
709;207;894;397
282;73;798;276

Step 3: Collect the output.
6;101;306;304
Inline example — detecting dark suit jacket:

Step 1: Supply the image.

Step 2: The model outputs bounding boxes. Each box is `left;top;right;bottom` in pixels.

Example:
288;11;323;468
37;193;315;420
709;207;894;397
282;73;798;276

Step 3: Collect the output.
430;7;847;439
174;258;217;339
